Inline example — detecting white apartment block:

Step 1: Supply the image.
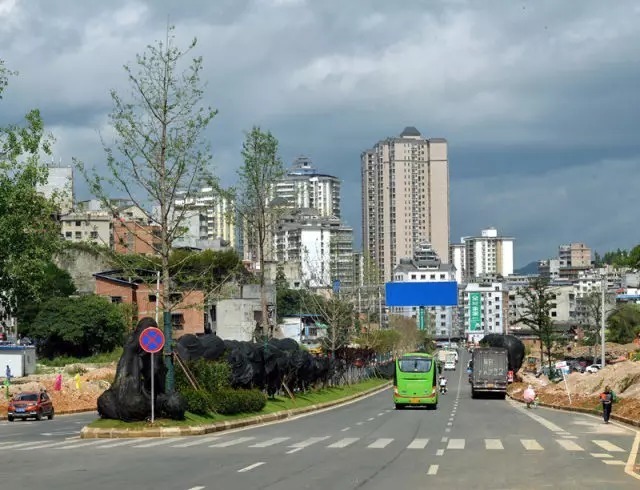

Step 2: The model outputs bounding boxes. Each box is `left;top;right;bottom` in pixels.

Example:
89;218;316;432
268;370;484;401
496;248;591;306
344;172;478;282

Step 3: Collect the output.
463;282;507;343
391;242;456;337
507;283;577;331
361;127;450;283
274;156;341;218
60;211;112;247
449;243;465;284
274;209;353;290
173;187;237;250
457;227;514;281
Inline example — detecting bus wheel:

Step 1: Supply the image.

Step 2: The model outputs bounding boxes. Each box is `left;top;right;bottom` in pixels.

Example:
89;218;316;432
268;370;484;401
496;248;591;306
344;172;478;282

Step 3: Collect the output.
395;404;403;410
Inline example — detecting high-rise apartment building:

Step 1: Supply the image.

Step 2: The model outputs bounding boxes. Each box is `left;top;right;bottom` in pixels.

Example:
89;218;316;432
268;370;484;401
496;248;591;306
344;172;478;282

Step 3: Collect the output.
455;227;514;281
274;156;341;218
361;127;449;282
37;161;74;214
559;243;591;269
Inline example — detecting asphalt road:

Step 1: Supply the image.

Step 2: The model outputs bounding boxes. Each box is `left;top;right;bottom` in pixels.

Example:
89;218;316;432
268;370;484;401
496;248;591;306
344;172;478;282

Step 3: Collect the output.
1;352;638;490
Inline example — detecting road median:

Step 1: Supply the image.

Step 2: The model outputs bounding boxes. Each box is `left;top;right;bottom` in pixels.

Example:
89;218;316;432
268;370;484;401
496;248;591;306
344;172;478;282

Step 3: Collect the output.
81;379;391;439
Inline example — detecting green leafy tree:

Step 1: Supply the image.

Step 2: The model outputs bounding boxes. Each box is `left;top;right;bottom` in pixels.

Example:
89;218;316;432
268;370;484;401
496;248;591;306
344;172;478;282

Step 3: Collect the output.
76;27;217;390
0;61;61;330
517;277;557;369
607;303;640;344
231;127;285;339
28;295;128;358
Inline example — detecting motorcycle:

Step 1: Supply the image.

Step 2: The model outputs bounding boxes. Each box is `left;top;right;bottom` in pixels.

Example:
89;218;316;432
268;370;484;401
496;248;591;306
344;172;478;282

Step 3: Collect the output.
439;384;447;394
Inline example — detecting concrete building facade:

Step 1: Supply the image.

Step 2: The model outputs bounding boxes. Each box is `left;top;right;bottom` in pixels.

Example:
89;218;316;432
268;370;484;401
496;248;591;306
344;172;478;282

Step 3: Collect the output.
463;282;507;343
361;127;449;282
457;227;514;281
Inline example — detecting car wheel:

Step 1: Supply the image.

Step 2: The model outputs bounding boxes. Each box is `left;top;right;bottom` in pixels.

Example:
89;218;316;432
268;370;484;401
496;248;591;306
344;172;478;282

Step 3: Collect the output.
8;415;14;422
48;409;54;420
36;411;42;421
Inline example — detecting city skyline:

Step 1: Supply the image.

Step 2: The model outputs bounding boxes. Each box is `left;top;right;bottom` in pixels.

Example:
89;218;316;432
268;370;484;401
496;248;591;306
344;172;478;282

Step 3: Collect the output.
2;1;640;265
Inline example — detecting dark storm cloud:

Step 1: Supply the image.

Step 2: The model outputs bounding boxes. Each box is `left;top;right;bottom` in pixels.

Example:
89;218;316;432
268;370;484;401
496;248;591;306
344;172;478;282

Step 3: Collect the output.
2;0;639;265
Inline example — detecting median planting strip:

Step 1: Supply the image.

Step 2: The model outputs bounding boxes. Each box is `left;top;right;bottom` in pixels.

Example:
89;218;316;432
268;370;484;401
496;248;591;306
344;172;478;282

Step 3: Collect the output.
81;379;391;439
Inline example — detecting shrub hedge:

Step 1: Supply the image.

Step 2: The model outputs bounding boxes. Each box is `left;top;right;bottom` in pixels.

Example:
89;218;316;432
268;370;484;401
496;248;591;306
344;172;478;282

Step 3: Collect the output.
211;388;267;415
181;388;212;415
176;359;232;393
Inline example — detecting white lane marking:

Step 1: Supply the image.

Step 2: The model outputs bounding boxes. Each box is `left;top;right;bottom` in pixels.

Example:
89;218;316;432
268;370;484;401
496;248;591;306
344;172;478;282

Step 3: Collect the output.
592;440;624;452
407;438;429;449
288;436;330;449
96;439;145;449
521;439;543;451
445;428;451;433
286;447;303;454
485;439;503;450
377;412;384;416
172;436;221;448
368;438;393;449
133;438;179;448
367;417;375;421
56;440;108;450
210;437;255;448
556;439;584;451
427;464;439;475
328;438;359;448
561;435;578;439
625;428;640;481
356;422;364;426
447;439;465;449
238;462;265;473
447;422;453;426
187;487;206;490
436;449;444;456
512;401;565;433
441;437;448;443
591;453;613;458
603;460;626;466
249;437;290;448
341;427;350;432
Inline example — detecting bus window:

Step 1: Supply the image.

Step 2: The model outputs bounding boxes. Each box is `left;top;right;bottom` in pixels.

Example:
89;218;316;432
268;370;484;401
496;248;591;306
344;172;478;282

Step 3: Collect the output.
398;358;432;373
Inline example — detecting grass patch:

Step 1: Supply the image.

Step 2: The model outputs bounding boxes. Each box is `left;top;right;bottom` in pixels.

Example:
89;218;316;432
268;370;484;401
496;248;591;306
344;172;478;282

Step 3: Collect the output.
39;348;123;367
88;377;389;430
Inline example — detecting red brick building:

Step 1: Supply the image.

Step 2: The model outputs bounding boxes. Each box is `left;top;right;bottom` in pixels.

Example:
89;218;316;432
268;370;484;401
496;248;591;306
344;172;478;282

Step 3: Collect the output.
112;218;162;256
94;270;205;338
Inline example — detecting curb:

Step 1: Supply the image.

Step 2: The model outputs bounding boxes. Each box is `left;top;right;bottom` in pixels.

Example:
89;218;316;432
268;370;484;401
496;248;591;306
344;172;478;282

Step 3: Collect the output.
81;381;392;439
507;393;640;428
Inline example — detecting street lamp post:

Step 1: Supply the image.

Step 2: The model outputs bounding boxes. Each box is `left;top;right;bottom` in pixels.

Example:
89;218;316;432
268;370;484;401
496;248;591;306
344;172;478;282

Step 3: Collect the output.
601;274;606;367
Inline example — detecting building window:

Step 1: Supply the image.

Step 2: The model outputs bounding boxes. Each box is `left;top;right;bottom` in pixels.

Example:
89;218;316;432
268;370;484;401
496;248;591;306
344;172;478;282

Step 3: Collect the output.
171;313;185;329
148;294;157;302
90;231;98;239
75;221;81;226
440;274;445;279
65;232;72;238
411;274;416;280
110;296;123;304
75;231;82;239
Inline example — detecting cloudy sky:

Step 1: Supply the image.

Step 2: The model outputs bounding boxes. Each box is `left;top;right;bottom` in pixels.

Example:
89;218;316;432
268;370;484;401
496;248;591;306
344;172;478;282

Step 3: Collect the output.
2;0;639;267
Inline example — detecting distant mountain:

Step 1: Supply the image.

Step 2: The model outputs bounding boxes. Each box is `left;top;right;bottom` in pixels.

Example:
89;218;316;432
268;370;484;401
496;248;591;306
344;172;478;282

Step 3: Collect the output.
515;261;538;275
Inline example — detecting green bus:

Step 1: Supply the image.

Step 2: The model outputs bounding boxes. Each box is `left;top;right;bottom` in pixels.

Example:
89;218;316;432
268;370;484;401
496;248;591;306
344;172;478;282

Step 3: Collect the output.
393;352;438;409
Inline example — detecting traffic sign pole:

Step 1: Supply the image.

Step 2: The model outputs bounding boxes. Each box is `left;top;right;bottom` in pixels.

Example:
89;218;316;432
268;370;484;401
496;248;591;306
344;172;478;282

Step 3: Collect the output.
151;352;155;423
139;326;165;423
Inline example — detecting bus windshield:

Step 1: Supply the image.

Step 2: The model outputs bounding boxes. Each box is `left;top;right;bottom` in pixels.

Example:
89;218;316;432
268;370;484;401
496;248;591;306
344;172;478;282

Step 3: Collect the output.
398;358;432;373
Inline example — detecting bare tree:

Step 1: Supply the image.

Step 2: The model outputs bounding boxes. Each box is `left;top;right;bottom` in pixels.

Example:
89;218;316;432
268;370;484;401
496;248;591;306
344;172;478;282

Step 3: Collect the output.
231;127;285;339
76;26;217;391
518;277;557;369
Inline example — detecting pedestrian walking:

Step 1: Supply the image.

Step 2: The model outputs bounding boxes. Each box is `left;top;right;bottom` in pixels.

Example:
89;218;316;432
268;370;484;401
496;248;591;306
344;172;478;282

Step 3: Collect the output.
599;385;616;423
524;385;536;409
5;364;11;381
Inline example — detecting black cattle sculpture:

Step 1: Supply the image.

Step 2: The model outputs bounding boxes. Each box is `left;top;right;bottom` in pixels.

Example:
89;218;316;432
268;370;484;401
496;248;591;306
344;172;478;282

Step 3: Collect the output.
97;317;186;421
480;334;526;373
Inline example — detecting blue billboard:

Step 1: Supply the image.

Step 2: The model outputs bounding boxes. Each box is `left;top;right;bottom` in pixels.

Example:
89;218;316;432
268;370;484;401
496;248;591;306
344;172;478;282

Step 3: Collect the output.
385;281;458;307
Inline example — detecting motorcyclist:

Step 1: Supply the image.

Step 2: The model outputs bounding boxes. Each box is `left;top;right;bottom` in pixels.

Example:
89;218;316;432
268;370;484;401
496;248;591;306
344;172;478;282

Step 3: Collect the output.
439;375;447;393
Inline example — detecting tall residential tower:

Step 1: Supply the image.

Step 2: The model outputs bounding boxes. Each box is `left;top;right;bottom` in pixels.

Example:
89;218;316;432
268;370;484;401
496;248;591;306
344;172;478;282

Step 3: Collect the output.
361;127;449;282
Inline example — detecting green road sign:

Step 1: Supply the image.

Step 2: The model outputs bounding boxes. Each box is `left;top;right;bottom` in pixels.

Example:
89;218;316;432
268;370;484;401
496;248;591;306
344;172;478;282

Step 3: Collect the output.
469;292;482;331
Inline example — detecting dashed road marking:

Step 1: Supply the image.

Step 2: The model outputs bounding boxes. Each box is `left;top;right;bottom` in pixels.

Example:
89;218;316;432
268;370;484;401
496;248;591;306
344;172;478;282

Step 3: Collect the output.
436;449;444;456
238;462;265;473
427;464;438;475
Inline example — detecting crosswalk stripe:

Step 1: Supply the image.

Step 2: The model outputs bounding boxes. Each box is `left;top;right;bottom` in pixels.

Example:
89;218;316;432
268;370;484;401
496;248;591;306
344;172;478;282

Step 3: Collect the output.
56;440;108;450
407;438;429;449
133;438;179;448
427;464;439;475
592;440;624;452
368;438;393;449
602;460;625;466
19;440;83;450
172;436;221;448
591;453;613;459
210;437;255;448
0;441;47;449
556;439;584;451
521;439;543;451
447;439;465;449
327;438;359;448
485;439;503;450
96;439;145;449
288;437;330;449
249;437;290;448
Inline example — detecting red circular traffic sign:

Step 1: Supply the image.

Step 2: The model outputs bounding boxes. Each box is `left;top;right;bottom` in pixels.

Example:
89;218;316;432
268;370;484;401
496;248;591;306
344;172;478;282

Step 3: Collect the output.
139;327;165;354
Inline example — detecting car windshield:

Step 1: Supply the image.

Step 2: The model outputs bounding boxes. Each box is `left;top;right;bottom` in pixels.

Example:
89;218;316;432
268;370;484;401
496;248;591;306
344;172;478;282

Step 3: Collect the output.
399;358;432;373
15;394;38;402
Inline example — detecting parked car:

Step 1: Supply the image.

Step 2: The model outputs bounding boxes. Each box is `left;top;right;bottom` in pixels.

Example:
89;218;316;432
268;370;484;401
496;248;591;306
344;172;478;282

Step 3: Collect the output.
585;364;601;373
7;391;55;421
